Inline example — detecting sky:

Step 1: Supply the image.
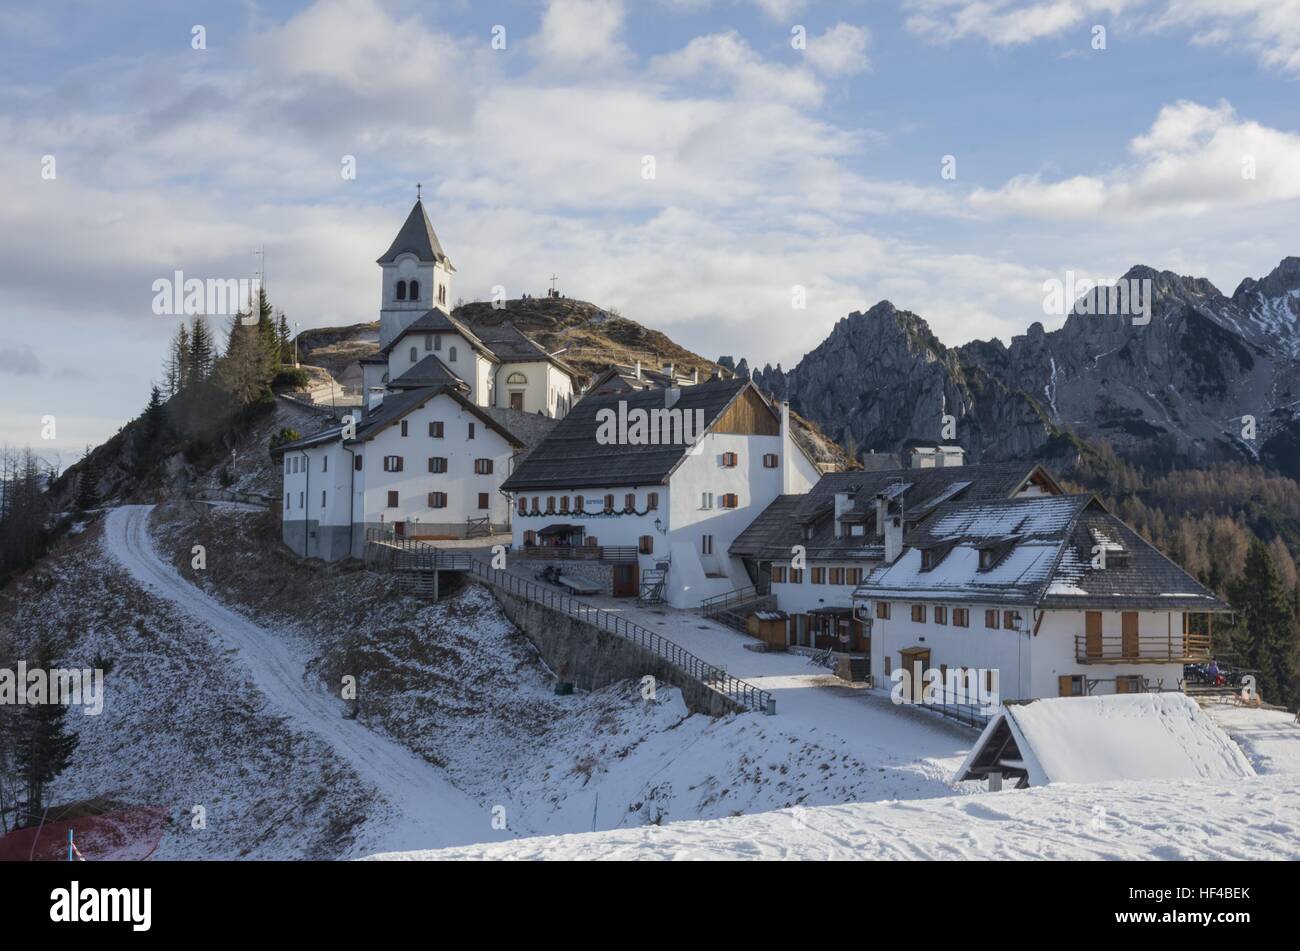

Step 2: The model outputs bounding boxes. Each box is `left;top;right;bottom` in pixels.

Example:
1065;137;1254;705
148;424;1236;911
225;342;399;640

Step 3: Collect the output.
3;0;1299;461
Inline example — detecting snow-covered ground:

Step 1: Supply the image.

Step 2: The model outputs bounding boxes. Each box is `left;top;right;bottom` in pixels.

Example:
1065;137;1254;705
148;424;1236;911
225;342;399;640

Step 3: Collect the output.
372;772;1300;861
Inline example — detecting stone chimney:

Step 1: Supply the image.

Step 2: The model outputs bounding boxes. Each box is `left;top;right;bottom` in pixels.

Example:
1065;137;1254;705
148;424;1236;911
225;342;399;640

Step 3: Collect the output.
938;445;966;468
692;367;699;384
833;492;853;539
780;401;793;493
883;503;904;564
635;359;642;380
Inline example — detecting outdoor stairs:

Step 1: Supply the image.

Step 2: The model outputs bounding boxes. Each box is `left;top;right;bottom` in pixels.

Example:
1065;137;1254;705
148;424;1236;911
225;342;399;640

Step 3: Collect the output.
700;584;776;634
637;568;667;605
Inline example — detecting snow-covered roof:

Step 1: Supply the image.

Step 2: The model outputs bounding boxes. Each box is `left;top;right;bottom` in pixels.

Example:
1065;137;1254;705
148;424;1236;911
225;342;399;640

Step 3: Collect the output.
955;694;1255;787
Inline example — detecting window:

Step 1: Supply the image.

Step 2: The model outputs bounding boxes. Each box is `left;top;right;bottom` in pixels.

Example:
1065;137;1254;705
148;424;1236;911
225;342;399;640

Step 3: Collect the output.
396;280;407;301
409;346;418;363
284;493;290;510
559;497;570;514
474;458;493;475
720;452;738;468
523;530;536;546
604;494;615;513
439;285;446;305
953;608;969;628
285;459;290;475
386;491;399;508
771;565;787;583
639;535;654;554
428;492;447;509
701;492;713;509
320;490;326;508
911;604;926;623
383;456;404;472
507;372;527;385
1058;675;1086;697
518;497;527;515
701;534;714;555
720;493;739;509
1003;610;1018;630
763;453;778;468
449;345;458;362
299;492;303;508
409;279;420;301
434;334;442;351
467;422;475;439
575;496;585;513
531;497;540;514
876;601;891;620
478;493;490;510
546;497;555;513
811;567;826;585
846;567;863;585
428;457;447;473
624;493;636;511
429;421;444;438
884;655;892;676
354;455;363;471
921;549;940;571
985;609;1000;629
829;567;845;585
400;420;408;437
1116;675;1143;695
647;492;659;511
934;606;948;625
322;456;328;473
425;334;433;352
789;568;804;584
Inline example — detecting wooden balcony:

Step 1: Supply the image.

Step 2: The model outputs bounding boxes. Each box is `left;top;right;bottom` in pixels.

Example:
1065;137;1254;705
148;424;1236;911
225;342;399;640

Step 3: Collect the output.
519;544;638;564
1074;632;1211;665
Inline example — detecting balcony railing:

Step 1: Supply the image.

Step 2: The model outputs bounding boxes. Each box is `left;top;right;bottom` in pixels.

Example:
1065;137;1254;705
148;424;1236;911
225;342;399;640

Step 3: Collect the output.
1074;632;1211;664
519;544;638;564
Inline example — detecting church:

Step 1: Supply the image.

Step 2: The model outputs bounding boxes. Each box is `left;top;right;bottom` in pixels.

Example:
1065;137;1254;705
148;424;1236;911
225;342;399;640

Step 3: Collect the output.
273;197;579;559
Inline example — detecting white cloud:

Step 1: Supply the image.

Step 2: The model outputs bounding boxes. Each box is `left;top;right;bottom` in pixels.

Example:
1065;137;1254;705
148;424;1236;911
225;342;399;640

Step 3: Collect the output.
0;341;43;376
970;100;1300;219
805;23;872;76
651;30;825;105
537;0;631;70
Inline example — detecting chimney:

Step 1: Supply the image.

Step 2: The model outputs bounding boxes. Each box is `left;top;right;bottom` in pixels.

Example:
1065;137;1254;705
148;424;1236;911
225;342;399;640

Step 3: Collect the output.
635;359;642;380
833;492;853;539
692;367;699;385
884;503;904;564
910;447;937;469
367;387;386;413
664;362;674;382
665;387;681;409
938;445;965;468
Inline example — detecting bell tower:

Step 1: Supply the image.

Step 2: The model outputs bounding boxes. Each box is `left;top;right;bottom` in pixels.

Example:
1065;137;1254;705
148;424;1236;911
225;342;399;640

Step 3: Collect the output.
377;187;454;348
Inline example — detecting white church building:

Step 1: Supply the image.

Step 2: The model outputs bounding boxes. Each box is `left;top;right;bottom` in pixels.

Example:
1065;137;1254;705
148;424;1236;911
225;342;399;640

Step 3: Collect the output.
273;198;577;559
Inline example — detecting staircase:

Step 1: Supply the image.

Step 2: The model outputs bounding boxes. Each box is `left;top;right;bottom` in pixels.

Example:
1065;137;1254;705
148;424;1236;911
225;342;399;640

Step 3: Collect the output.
638;566;668;605
700;585;776;634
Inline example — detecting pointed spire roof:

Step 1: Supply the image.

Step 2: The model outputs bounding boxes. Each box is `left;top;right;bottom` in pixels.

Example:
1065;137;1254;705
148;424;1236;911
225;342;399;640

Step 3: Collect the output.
377;199;450;266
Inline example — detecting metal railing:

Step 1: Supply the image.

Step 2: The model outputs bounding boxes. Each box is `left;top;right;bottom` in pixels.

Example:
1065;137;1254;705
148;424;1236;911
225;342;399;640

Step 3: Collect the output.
699;584;765;617
518;544;638;563
1075;632;1211;665
466;559;775;715
364;530;473;571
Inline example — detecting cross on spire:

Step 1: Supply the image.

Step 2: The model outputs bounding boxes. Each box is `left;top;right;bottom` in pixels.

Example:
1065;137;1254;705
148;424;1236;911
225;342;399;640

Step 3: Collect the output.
416;182;422;200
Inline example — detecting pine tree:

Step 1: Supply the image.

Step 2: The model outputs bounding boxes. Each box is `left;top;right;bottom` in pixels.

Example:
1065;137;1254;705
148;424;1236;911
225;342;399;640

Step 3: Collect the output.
1228;540;1300;708
142;385;165;436
187;316;215;387
255;288;281;368
75;447;101;512
14;640;79;823
277;313;292;365
217;311;275;406
164;322;190;396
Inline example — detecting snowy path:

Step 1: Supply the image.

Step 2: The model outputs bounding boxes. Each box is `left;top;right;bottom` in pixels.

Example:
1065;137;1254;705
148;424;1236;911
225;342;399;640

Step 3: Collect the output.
103;506;508;856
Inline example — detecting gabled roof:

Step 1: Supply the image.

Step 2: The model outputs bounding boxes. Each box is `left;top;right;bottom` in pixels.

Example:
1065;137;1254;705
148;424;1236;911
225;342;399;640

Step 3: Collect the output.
376;199;451;266
389;354;467;391
730;461;1059;560
380;309;496;361
270;385;525;456
476;322;579;379
587;363;701;393
853;494;1230;611
500;378;758;492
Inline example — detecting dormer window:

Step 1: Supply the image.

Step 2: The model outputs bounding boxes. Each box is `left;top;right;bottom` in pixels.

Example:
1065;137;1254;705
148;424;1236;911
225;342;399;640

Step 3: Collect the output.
922;549;938;571
978;548;995;571
396;280;407;301
409;279;420;301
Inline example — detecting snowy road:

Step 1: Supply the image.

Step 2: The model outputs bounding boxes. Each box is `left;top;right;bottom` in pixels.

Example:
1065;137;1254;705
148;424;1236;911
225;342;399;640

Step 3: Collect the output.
104;505;508;856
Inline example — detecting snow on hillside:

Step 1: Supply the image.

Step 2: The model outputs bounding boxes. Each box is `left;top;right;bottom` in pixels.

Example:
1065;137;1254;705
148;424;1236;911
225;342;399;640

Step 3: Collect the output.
370;772;1300;862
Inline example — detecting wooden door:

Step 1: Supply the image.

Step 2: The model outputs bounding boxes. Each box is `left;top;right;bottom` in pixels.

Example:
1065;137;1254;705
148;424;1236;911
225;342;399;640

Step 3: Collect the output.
900;649;930;702
1085;611;1103;658
510;392;524;410
612;563;639;598
394;521;406;538
1121;612;1139;658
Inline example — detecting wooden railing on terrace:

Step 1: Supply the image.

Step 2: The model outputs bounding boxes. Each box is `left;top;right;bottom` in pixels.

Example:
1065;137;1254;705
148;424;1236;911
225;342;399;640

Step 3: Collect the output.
1074;631;1212;664
518;544;638;564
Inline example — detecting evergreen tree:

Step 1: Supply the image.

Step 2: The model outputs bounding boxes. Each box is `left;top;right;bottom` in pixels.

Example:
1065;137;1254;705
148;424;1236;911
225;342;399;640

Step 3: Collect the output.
277;313;292;365
141;385;166;440
14;640;79;823
74;446;101;512
1227;540;1300;708
164;322;190;396
255;289;281;368
217;311;275;406
187;316;215;387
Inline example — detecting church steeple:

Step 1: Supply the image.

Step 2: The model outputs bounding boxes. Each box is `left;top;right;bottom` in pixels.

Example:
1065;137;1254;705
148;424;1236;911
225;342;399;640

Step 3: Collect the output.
377;195;451;268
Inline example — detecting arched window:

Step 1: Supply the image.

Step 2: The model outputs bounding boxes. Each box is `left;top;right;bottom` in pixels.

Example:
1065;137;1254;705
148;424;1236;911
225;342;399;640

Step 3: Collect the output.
448;345;457;362
396;280;407;301
409;346;418;363
409;279;420;301
506;372;527;385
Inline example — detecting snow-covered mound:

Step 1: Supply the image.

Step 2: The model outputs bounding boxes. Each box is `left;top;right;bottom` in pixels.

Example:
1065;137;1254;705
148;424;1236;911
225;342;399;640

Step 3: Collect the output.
959;694;1255;787
366;772;1300;861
